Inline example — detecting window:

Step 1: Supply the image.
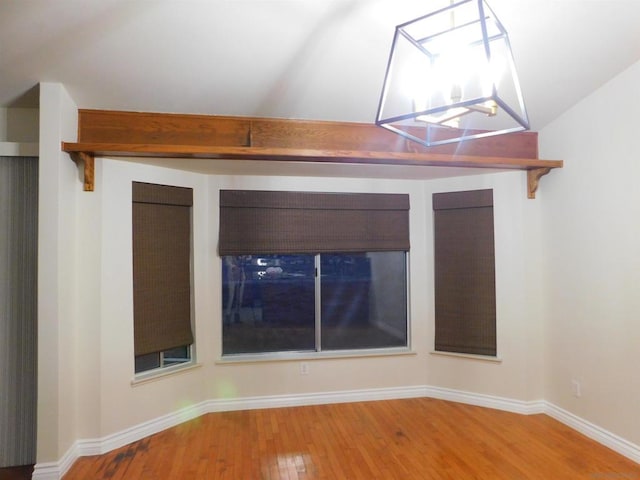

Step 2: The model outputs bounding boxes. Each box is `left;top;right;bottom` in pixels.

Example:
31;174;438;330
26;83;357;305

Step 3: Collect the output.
219;190;410;357
222;252;407;355
433;189;496;356
132;182;194;373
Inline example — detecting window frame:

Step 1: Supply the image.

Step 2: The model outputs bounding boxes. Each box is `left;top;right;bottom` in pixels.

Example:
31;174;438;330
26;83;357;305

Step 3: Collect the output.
432;188;498;359
134;344;193;375
217;189;412;362
131;181;196;377
219;251;412;362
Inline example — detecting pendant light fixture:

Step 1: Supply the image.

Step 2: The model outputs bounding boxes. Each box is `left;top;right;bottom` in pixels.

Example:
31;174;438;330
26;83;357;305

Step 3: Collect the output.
375;0;529;147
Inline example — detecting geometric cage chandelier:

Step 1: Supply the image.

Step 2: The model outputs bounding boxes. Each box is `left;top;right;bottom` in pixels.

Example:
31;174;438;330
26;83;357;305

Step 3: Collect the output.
375;0;529;147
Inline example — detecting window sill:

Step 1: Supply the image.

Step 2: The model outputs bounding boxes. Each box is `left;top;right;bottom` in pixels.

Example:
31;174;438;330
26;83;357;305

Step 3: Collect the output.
131;361;202;387
216;348;416;365
429;350;503;363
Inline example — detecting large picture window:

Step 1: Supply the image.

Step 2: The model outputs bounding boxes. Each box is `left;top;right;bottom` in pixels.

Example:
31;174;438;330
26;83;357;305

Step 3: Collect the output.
219;190;410;357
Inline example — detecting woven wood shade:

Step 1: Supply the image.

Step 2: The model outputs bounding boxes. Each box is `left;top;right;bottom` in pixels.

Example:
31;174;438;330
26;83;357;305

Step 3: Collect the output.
132;182;193;356
433;189;496;356
219;190;410;256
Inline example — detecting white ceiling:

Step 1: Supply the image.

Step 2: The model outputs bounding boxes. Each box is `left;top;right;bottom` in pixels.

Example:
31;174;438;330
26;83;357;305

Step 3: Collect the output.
1;0;639;132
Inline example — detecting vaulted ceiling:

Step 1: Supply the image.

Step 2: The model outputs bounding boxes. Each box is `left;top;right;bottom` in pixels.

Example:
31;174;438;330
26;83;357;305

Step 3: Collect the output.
2;0;639;131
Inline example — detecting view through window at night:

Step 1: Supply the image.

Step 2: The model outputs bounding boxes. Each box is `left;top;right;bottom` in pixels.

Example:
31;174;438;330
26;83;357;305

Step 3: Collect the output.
134;345;192;373
222;252;408;356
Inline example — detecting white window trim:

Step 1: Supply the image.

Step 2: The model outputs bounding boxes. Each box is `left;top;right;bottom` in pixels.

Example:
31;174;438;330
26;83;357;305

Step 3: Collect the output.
216;348;416;365
429;350;503;363
131;360;202;386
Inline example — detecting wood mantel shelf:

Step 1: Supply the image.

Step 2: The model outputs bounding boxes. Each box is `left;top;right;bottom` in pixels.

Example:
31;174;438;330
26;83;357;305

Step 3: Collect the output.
62;110;563;198
62;141;562;198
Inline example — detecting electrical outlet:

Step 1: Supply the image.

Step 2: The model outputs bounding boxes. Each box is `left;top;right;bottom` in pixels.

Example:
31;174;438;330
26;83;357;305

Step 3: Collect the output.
300;362;309;375
571;379;581;398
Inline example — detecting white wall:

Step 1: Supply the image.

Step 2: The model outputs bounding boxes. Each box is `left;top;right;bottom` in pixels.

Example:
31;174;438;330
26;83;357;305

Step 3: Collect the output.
539;60;640;445
94;160;210;435
0;107;39;156
208;175;431;398
423;171;546;402
35;83;557;471
70;166;430;441
35;62;640;471
37;83;79;464
0;107;38;143
58;160;548;447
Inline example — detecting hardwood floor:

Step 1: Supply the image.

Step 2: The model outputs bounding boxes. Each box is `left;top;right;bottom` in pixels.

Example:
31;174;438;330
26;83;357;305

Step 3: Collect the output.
63;398;640;479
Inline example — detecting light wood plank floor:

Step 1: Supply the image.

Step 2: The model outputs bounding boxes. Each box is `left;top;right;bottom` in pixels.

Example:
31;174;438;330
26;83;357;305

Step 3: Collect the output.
63;398;640;479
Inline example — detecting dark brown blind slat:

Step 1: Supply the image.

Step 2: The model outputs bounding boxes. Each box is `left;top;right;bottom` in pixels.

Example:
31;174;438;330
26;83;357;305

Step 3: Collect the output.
433;189;496;356
433;188;493;210
132;181;193;206
220;190;409;210
219;190;410;256
132;182;193;356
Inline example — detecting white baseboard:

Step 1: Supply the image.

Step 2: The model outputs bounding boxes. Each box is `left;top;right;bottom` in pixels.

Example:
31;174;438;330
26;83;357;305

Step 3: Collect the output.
423;387;640;463
424;385;546;415
203;385;430;413
32;445;77;480
545;402;640;464
32;385;640;479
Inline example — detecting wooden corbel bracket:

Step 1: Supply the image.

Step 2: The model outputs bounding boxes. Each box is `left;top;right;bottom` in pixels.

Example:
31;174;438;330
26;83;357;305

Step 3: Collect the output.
70;151;95;191
527;167;552;199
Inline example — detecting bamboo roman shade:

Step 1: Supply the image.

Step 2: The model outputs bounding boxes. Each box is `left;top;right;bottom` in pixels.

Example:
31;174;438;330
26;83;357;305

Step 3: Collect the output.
132;182;193;357
433;189;496;356
219;190;410;256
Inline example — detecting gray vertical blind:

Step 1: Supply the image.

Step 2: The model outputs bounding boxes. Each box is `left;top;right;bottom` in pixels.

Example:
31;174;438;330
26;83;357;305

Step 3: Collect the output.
433;189;496;356
132;182;194;357
0;156;38;467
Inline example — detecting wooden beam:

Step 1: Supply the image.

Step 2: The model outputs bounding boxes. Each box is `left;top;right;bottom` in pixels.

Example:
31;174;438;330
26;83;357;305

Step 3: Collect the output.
78;110;252;147
65;109;562;197
77;109;540;159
